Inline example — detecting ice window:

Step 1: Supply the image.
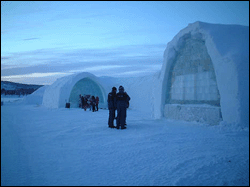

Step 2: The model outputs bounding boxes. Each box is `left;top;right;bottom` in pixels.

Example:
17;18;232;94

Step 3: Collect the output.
166;37;220;106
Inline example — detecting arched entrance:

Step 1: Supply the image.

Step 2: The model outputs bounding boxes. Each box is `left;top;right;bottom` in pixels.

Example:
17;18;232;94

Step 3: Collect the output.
69;78;104;108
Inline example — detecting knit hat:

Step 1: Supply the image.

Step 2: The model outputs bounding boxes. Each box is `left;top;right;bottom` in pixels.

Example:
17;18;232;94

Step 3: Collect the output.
119;86;124;91
112;87;117;91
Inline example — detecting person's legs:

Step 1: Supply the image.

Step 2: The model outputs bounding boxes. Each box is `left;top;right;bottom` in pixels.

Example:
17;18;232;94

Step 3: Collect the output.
108;109;115;127
120;107;126;129
116;107;121;129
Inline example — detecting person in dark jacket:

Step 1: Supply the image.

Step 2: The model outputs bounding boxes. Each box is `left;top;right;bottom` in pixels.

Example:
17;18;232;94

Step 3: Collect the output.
95;96;99;111
91;96;96;112
108;87;117;128
116;85;130;129
81;95;85;109
83;95;88;111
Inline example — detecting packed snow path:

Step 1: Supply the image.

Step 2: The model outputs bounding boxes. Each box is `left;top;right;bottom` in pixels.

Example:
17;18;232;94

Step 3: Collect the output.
1;103;249;186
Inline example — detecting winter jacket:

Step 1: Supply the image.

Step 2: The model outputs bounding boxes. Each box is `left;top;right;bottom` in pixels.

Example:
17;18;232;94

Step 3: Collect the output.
96;96;99;105
91;96;96;105
116;91;130;108
108;91;117;110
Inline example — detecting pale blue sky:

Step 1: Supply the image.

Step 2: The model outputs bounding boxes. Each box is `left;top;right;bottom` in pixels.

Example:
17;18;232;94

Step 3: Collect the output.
1;1;249;85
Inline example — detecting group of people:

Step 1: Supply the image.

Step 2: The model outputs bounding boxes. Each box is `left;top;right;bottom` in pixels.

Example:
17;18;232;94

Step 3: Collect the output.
108;85;130;130
79;94;99;112
78;85;130;129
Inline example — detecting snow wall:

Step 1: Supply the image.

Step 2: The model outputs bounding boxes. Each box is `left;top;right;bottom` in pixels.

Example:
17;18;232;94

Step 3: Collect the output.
108;75;157;117
42;72;108;109
41;71;156;117
153;21;249;127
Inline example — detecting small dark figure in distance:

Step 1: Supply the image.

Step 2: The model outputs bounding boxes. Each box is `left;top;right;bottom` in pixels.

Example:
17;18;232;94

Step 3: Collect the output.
95;96;99;111
91;96;96;112
83;95;88;111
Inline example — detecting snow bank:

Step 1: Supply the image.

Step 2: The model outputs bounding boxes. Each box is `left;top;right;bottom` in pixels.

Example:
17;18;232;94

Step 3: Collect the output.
23;85;47;105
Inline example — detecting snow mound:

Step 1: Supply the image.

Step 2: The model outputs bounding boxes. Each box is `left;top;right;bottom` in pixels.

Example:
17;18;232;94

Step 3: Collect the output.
23;85;47;106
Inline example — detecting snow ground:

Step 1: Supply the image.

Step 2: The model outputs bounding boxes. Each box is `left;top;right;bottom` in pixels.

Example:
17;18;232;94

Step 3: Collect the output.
1;95;26;103
1;97;249;186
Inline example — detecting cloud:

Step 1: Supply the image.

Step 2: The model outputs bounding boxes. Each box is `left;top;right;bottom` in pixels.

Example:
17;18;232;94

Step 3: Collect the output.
61;44;166;62
23;37;40;41
1;44;165;84
1;72;70;79
48;11;112;22
68;65;127;73
2;43;165;66
1;72;70;85
1;63;161;85
1;56;10;60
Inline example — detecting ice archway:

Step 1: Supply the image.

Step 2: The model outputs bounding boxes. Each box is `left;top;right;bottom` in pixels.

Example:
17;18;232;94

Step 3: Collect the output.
42;72;107;108
69;78;104;108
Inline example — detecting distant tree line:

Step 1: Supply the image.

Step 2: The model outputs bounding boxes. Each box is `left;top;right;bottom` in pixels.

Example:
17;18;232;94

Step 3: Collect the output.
1;88;39;96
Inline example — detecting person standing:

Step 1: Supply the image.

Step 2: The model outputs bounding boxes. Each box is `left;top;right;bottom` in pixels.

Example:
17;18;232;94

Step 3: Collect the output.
79;94;82;108
91;96;96;112
95;96;99;111
108;87;117;128
116;86;130;129
83;95;88;111
88;96;92;111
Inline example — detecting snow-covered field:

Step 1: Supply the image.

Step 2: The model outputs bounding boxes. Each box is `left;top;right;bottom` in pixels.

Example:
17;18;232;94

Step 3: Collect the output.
1;95;26;103
1;96;249;186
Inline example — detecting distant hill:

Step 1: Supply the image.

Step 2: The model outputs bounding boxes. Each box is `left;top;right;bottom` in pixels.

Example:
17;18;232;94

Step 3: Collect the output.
1;81;44;95
1;81;44;90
